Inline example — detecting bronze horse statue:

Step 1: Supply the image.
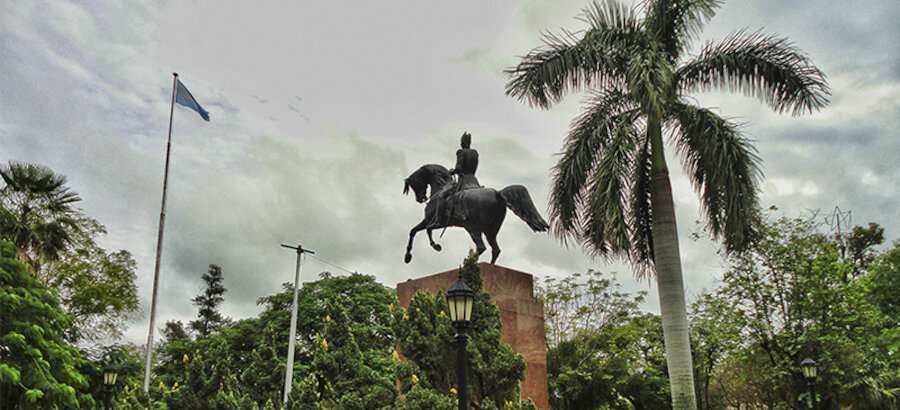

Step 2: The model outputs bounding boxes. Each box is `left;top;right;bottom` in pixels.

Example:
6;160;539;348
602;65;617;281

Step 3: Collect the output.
403;164;549;264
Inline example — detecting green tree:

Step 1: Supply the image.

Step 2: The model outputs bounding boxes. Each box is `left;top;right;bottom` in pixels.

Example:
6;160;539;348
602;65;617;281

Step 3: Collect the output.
0;242;95;408
48;245;140;342
538;270;646;348
162;320;190;344
393;252;532;408
294;299;397;409
190;264;229;337
136;272;396;409
539;270;668;409
257;271;395;373
0;161;85;276
688;292;742;410
506;1;829;407
703;216;893;409
1;161;140;342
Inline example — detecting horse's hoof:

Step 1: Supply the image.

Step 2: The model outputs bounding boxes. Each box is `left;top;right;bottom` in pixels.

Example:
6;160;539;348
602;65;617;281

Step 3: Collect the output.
404;254;412;264
433;244;442;252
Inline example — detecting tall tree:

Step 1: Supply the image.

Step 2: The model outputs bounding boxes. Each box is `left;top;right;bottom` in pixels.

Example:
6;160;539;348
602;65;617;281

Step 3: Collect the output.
1;162;140;342
189;264;229;337
392;252;532;409
0;242;95;408
0;161;85;276
506;1;829;407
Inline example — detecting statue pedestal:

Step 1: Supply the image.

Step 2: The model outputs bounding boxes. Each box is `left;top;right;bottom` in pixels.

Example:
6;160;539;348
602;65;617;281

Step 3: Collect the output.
397;263;549;410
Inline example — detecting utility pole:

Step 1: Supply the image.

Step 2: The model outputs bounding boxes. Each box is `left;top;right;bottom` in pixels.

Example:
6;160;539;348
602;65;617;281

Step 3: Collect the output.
281;243;315;405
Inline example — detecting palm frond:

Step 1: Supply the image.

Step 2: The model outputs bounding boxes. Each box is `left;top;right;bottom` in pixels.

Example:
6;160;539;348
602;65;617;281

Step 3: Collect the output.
642;0;722;62
626;47;675;116
505;0;639;109
579;0;640;33
629;140;654;278
582;114;641;258
676;29;830;115
549;89;636;243
668;102;762;252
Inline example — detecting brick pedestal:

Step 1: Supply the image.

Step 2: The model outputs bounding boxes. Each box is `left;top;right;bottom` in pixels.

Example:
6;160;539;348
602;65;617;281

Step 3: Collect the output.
396;263;549;410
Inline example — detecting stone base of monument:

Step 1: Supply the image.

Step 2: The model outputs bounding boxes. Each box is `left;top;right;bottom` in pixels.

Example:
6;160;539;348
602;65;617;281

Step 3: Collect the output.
396;262;549;410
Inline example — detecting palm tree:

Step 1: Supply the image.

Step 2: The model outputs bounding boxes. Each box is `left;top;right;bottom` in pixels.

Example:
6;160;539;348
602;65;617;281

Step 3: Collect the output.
506;1;829;408
0;161;85;277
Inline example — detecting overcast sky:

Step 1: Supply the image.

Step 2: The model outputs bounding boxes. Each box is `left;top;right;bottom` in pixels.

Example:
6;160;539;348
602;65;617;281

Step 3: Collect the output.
2;0;898;346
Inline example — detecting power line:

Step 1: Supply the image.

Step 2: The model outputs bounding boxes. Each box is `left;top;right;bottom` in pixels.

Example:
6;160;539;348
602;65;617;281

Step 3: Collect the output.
307;254;356;275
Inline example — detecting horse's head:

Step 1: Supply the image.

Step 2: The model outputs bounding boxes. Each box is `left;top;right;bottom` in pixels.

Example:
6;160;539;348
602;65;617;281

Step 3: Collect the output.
404;164;449;204
404;177;428;203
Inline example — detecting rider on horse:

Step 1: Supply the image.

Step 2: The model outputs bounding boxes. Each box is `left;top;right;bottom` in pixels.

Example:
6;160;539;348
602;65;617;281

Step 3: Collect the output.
428;132;480;228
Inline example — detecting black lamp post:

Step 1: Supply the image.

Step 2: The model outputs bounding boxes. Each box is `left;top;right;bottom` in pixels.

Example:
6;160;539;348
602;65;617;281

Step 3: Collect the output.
103;362;118;410
800;357;818;410
447;273;475;410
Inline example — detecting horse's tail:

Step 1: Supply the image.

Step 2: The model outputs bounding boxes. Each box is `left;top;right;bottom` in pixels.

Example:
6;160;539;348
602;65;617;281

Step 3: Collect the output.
499;185;549;232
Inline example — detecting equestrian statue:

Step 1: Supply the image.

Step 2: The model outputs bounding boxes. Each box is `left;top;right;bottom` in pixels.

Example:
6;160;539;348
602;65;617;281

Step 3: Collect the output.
403;132;549;264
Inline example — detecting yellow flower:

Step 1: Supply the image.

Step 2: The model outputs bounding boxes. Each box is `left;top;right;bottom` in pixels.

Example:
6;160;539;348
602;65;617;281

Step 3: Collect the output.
440;310;446;317
505;400;513;409
322;339;328;351
325;314;331;322
123;398;127;404
411;374;419;384
183;353;189;363
158;381;165;390
392;350;400;361
450;388;457;394
416;307;421;313
316;392;321;398
403;313;409;320
172;382;179;391
315;380;319;388
389;303;394;312
124;385;130;393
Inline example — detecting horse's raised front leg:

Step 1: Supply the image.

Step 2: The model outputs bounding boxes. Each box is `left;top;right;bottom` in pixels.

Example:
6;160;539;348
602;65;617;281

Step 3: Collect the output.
405;219;428;263
426;228;442;252
467;229;487;258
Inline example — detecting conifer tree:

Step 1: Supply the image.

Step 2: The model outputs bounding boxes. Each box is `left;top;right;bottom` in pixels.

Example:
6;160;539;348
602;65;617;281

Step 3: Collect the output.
189;264;229;336
392;251;534;408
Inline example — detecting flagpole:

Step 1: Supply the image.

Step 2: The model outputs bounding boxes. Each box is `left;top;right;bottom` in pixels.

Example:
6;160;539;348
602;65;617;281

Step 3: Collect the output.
143;72;179;392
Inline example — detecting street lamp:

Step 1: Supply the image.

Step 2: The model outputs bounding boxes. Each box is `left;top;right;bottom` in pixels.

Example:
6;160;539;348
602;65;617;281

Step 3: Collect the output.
800;357;818;410
446;273;475;410
103;362;118;410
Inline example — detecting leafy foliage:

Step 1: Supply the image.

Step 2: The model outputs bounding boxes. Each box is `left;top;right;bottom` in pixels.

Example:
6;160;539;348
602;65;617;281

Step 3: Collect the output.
295;299;397;409
48;244;140;342
393;252;533;408
0;241;95;409
539;270;669;409
1;161;140;342
538;269;646;348
0;161;84;275
695;216;899;409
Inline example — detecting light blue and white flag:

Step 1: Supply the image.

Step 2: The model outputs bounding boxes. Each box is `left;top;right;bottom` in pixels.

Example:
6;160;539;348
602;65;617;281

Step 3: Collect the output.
175;79;210;121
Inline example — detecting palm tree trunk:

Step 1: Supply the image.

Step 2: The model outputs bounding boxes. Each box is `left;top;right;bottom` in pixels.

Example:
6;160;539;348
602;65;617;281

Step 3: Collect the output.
649;114;697;410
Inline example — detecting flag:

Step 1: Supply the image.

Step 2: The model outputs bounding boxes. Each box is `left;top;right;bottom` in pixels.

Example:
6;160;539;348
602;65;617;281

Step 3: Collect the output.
175;79;210;121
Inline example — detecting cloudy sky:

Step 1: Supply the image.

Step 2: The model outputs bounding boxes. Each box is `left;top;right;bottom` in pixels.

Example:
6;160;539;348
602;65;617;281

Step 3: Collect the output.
2;0;898;346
